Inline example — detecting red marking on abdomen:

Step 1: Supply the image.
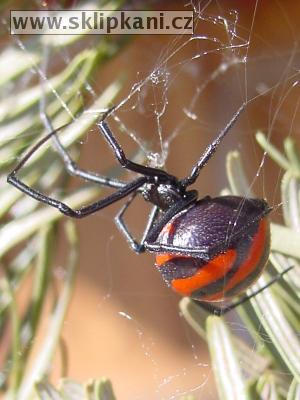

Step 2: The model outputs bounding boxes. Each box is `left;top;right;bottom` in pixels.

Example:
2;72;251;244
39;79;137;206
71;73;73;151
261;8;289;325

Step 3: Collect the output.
156;253;176;266
201;218;269;301
161;221;175;235
171;249;237;297
155;222;177;266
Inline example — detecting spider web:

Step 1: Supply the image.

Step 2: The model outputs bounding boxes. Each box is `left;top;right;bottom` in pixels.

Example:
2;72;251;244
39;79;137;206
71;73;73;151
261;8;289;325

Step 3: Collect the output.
2;1;300;399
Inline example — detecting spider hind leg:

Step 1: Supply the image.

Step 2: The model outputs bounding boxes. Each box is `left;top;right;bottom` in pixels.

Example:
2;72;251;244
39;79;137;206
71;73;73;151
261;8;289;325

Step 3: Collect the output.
194;265;294;316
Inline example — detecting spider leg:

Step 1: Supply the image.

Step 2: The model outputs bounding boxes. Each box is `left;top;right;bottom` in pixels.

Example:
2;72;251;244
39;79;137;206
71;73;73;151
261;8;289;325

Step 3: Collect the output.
41;112;126;189
144;242;211;260
7;168;147;218
115;194;159;253
7;112;151;218
98;119;178;183
180;103;246;188
194;265;294;316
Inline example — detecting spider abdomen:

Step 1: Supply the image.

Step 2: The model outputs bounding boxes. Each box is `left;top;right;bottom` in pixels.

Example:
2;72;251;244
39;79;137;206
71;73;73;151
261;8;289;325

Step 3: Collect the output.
155;196;270;302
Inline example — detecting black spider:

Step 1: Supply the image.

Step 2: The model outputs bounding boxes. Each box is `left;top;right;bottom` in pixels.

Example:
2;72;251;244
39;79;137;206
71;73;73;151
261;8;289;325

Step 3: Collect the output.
7;104;291;315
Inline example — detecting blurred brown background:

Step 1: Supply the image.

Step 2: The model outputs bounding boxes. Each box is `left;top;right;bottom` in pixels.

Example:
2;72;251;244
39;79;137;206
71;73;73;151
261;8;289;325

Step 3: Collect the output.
23;1;300;399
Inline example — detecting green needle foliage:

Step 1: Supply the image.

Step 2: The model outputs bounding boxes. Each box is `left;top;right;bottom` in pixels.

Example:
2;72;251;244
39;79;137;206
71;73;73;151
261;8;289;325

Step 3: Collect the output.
34;378;117;400
181;137;300;400
1;1;299;399
0;2;125;399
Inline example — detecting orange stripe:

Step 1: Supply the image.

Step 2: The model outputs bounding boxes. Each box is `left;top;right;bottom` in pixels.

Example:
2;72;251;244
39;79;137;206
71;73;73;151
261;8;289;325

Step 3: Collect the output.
156;253;191;266
171;250;237;297
156;253;176;266
161;222;174;235
155;222;176;266
155;222;176;267
201;218;269;301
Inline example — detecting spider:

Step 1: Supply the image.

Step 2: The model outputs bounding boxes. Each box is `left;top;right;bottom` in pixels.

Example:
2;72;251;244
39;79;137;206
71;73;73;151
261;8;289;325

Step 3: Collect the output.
7;103;291;315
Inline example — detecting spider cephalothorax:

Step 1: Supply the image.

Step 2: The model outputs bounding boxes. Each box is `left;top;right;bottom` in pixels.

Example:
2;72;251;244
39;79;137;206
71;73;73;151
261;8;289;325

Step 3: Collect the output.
141;181;186;210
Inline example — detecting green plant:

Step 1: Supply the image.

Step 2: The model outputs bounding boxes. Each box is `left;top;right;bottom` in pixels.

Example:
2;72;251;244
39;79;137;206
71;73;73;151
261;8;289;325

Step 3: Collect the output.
0;2;124;399
181;137;300;400
1;2;299;399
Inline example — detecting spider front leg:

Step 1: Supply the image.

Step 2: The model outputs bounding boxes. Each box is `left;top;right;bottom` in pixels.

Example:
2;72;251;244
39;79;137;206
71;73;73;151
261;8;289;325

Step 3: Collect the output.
8;165;147;218
7;112;148;218
180;103;246;188
41;112;126;190
97;118;178;183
